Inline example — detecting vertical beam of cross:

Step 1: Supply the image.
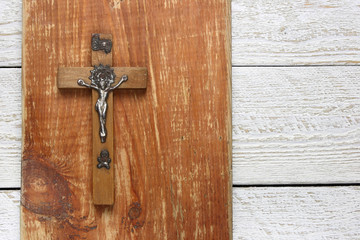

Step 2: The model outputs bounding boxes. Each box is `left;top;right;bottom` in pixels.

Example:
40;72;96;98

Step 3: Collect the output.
92;33;114;205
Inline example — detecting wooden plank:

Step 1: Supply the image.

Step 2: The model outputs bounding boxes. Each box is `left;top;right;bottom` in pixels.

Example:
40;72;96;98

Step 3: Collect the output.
21;1;231;239
233;186;360;239
3;66;360;188
0;69;21;188
91;33;114;205
0;0;22;66
4;187;360;239
2;0;360;66
57;67;147;89
0;191;20;240
233;66;360;184
232;0;360;65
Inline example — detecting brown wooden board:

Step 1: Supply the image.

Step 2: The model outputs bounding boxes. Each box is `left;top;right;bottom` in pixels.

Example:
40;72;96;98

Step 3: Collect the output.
21;1;232;239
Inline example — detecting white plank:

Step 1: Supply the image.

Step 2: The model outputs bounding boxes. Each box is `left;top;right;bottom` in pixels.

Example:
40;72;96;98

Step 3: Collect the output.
1;67;360;186
0;69;21;188
233;186;360;240
2;188;360;240
233;67;360;184
0;191;20;240
0;0;22;66
232;0;360;65
1;0;360;66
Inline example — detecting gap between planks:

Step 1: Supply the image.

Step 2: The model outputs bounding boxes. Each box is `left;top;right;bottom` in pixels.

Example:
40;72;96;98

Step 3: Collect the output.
3;65;360;69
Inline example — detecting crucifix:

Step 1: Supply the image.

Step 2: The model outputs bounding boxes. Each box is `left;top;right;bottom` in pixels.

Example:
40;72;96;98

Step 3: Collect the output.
57;33;147;205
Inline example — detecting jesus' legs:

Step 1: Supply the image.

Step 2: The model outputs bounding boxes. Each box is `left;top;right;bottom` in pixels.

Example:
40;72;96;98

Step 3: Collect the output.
99;114;106;143
96;101;108;143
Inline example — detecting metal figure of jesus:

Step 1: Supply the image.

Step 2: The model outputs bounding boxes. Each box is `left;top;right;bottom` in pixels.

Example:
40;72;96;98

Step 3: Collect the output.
77;64;128;143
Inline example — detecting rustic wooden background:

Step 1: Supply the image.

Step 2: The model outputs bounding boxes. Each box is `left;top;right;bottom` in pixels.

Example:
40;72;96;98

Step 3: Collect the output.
0;0;359;239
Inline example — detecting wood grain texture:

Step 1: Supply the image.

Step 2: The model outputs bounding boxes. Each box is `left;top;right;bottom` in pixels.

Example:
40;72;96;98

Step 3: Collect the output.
232;0;360;65
0;0;358;239
233;187;360;240
0;69;21;188
233;67;360;184
57;67;147;89
0;191;20;240
21;1;231;239
0;0;22;66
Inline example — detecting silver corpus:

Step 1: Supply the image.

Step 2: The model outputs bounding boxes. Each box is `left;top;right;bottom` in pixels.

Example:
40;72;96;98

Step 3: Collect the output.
78;64;128;143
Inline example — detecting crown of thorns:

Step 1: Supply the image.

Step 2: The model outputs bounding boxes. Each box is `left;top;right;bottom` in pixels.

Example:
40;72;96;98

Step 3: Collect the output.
89;64;116;86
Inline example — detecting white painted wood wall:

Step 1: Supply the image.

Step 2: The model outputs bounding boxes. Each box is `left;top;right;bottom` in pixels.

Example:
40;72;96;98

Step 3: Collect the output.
1;0;360;239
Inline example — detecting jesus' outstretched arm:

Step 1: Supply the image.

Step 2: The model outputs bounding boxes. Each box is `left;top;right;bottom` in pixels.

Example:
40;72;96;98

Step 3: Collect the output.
77;79;99;90
110;75;128;91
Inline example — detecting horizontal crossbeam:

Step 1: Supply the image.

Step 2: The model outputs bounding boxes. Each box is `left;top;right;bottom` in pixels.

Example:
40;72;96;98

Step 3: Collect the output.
57;67;147;89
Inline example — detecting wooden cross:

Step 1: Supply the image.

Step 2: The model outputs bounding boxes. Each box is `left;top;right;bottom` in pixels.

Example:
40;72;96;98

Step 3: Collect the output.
57;33;147;205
